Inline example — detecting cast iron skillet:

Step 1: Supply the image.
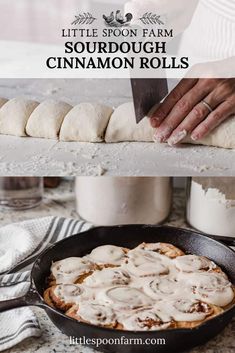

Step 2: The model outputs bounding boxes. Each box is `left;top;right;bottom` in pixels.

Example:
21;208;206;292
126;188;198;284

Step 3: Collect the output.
0;225;235;353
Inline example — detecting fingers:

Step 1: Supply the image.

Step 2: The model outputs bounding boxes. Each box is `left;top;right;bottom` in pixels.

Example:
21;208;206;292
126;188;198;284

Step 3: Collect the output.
167;88;220;145
150;78;235;146
167;79;234;145
191;100;235;140
167;102;213;146
153;79;215;143
150;79;198;128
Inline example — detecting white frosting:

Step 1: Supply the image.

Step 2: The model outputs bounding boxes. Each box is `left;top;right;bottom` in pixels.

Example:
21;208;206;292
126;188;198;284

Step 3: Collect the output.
159;299;212;322
54;284;92;304
186;272;234;307
135;242;181;257
174;255;216;273
49;243;234;330
124;249;170;277
119;307;172;331
136;243;165;251
97;286;153;310
78;302;117;326
84;268;131;287
143;277;182;299
51;257;93;284
88;245;126;265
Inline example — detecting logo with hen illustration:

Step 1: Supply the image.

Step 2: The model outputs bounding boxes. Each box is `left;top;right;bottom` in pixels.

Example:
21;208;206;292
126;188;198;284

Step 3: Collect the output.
103;10;133;27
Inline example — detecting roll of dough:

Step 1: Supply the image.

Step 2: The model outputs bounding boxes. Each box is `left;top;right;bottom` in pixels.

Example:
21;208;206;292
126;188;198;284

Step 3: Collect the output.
106;102;235;149
60;103;113;142
26;100;72;139
0;98;39;137
105;102;154;143
184;116;235;149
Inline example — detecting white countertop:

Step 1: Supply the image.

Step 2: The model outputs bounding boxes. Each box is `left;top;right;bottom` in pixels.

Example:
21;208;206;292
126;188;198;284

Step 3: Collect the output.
0;79;234;177
2;179;235;353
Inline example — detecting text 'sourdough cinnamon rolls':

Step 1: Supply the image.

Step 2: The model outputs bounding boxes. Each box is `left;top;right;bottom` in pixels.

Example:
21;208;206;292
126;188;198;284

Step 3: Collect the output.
44;242;235;331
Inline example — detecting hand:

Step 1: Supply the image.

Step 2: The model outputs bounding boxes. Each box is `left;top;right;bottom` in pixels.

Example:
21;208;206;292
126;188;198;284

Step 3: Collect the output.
150;78;235;145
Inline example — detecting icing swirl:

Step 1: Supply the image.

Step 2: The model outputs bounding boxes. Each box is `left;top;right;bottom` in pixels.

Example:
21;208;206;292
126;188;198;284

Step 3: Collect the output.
188;272;234;307
143;277;181;299
78;302;117;327
84;268;131;287
54;284;91;303
97;286;153;310
174;255;216;273
51;257;93;284
88;245;126;265
124;249;170;277
119;307;172;331
160;299;213;322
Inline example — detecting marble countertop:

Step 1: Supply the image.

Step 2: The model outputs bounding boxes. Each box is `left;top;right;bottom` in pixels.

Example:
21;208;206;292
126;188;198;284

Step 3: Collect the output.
2;179;235;353
0;79;234;177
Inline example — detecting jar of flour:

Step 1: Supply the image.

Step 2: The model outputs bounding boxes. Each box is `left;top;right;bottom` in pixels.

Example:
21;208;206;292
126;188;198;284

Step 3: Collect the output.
186;177;235;237
75;177;172;226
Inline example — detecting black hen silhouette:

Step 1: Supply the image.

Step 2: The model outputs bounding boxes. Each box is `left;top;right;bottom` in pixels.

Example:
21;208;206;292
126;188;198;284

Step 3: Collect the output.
115;10;124;23
116;10;133;24
103;11;114;24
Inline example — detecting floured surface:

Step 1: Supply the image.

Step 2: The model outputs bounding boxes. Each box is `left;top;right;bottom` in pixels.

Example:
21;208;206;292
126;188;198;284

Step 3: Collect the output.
0;135;234;176
0;78;234;176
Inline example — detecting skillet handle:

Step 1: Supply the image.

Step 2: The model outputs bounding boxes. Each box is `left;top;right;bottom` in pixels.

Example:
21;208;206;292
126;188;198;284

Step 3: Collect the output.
0;285;45;313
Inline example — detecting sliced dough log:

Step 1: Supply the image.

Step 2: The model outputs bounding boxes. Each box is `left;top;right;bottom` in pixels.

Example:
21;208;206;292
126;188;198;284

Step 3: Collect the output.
105;102;154;142
106;102;235;149
0;98;39;137
60;103;113;142
184;116;235;149
147;103;235;149
26;100;72;139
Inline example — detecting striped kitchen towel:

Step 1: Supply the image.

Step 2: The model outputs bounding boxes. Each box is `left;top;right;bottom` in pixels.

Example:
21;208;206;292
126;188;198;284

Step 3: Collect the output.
0;216;92;352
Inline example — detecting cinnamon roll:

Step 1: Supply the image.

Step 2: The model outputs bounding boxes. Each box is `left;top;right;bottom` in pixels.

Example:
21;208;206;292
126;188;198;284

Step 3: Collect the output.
66;302;117;328
136;242;184;258
174;255;217;273
143;276;182;299
44;284;91;311
160;299;222;328
96;286;153;311
88;245;128;267
188;272;235;307
84;267;131;287
124;249;170;277
50;257;95;285
118;307;174;331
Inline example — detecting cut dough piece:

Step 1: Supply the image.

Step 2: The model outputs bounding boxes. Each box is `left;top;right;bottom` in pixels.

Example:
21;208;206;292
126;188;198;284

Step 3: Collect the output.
106;102;235;149
0;98;39;137
0;97;8;109
60;103;113;142
184;116;235;149
148;103;235;149
26;100;72;139
105;102;154;142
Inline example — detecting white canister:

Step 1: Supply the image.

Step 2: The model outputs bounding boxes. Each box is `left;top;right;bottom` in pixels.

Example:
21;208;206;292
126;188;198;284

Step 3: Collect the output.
186;177;235;237
76;177;172;226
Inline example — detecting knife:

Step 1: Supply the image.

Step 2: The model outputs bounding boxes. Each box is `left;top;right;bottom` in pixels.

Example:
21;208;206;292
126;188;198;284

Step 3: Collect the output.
131;78;168;123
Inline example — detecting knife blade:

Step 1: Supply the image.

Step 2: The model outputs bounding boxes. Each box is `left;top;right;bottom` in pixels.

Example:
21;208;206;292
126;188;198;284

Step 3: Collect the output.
131;78;168;123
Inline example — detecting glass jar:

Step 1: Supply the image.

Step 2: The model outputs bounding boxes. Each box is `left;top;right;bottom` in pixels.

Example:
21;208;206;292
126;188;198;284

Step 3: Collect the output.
0;177;43;210
186;177;235;237
76;177;172;226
